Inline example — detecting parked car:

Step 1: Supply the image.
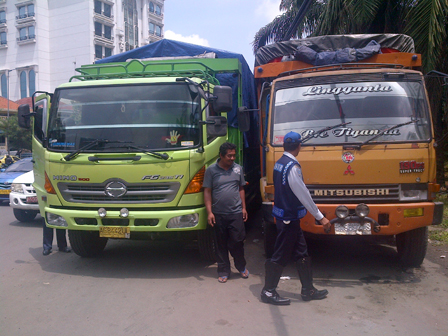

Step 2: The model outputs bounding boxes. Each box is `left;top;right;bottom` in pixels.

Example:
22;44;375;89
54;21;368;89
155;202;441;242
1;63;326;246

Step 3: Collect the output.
10;170;40;222
0;157;33;204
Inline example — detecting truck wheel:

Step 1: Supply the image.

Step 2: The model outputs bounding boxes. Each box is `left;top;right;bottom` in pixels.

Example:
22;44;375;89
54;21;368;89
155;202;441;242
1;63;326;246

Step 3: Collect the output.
13;208;38;222
68;230;108;257
198;226;216;262
263;220;277;258
396;227;428;267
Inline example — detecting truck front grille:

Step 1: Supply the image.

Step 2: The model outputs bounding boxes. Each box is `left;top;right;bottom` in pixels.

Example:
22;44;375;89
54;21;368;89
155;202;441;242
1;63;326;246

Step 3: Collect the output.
307;184;399;203
58;180;181;204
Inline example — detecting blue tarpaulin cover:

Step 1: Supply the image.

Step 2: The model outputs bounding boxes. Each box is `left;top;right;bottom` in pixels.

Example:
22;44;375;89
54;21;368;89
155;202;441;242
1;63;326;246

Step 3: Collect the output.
96;39;257;130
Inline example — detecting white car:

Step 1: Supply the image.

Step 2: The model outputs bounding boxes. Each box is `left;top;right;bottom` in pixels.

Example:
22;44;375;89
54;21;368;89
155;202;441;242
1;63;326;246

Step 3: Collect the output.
9;170;40;222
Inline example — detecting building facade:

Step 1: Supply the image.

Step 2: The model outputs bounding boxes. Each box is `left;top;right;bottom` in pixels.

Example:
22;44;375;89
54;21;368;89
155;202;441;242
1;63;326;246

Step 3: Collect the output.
0;0;165;102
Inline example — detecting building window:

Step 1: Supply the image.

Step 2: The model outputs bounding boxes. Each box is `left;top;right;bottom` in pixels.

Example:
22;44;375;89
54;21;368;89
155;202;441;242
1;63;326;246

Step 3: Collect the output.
95;44;113;59
94;1;112;18
18;4;34;19
155;4;161;16
149;22;154;34
95;44;102;58
29;69;35;96
1;74;7;98
94;21;102;36
124;0;138;51
0;10;6;24
0;31;6;45
18;26;35;40
149;2;154;13
95;22;113;40
20;71;27;98
155;25;161;37
94;0;102;15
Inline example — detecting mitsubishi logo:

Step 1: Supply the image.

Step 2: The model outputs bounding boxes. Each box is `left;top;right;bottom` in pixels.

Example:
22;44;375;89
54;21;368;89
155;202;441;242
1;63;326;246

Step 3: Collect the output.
344;165;355;175
105;181;127;198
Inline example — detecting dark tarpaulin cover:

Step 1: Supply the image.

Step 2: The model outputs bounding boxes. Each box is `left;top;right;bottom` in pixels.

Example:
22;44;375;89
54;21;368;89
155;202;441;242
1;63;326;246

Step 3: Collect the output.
255;34;415;66
95;39;257;131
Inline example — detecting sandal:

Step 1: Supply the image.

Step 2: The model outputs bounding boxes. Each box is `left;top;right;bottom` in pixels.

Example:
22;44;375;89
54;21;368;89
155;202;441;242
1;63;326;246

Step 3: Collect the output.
218;276;228;283
240;268;249;279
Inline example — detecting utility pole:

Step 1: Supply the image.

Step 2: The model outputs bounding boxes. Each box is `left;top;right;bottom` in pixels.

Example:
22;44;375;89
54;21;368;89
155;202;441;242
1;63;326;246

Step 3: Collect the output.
6;69;12;154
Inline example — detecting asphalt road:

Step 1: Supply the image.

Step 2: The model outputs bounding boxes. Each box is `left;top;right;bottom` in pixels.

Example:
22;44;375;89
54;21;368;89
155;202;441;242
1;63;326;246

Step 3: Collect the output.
1;203;447;336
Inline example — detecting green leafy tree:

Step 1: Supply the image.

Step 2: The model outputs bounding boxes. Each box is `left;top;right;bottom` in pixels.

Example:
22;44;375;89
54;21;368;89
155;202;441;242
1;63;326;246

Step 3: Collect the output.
0;116;32;152
253;0;448;182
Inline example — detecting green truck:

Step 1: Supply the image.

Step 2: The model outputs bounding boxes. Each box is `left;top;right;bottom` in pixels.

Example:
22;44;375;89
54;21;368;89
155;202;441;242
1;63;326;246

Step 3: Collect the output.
18;41;258;259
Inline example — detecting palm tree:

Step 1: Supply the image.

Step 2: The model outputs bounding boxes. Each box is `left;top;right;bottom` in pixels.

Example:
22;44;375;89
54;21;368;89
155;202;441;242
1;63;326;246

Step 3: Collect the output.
253;0;448;182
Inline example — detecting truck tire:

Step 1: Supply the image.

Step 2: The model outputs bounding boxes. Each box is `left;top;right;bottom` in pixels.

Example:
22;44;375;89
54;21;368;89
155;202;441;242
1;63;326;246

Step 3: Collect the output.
13;208;38;222
396;227;428;267
263;220;277;258
68;230;108;257
198;226;216;262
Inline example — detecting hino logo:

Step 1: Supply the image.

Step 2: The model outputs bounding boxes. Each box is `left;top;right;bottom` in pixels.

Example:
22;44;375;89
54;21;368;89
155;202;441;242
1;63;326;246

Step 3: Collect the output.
105;181;127;198
53;175;77;181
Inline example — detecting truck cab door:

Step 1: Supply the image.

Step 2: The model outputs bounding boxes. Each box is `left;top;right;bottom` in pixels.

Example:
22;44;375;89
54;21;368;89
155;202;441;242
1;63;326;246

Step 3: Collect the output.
32;95;50;204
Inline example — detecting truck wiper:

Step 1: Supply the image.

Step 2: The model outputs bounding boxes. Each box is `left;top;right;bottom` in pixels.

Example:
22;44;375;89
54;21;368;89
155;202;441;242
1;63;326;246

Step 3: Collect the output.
354;119;419;149
108;144;170;160
301;122;352;144
64;139;132;161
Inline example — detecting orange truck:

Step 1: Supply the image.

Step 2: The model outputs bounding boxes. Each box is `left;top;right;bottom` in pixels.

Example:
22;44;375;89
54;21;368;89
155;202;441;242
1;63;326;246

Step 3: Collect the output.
253;34;443;267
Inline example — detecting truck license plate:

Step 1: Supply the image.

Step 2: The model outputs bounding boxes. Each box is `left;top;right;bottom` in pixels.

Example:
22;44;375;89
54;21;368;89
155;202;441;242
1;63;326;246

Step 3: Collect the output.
99;226;131;239
0;189;10;194
334;222;372;235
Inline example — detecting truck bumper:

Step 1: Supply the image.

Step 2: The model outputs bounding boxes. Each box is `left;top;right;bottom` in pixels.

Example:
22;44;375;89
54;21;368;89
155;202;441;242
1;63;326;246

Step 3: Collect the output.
43;206;208;232
262;201;442;235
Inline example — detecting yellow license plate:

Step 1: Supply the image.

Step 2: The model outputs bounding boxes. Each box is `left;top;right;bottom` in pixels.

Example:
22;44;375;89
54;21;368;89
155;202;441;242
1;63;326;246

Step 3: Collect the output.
0;189;10;194
404;208;424;217
99;226;130;238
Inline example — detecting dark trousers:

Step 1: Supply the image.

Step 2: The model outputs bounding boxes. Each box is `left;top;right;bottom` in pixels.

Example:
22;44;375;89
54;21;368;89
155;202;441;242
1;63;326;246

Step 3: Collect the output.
213;213;247;277
270;219;308;267
43;220;67;250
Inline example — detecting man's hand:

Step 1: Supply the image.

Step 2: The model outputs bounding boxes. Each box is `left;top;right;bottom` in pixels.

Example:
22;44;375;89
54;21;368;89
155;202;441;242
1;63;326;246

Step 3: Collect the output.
242;209;248;222
319;217;331;233
207;213;216;227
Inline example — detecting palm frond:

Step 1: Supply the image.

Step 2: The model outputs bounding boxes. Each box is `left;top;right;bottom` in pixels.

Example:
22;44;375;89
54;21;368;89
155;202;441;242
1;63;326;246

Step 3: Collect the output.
404;0;448;72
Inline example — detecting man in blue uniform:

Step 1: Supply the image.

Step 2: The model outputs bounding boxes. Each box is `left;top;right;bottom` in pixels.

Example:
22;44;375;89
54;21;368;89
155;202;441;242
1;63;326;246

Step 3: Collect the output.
203;142;249;283
261;131;331;305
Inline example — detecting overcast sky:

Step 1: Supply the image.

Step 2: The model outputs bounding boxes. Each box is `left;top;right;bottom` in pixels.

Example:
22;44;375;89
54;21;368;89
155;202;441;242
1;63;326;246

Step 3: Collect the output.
163;0;283;70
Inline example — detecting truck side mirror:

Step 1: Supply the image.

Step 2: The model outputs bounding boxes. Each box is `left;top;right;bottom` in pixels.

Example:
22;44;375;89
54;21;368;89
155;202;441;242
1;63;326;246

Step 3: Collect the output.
238;106;250;132
212;86;232;113
206;116;228;137
18;104;31;129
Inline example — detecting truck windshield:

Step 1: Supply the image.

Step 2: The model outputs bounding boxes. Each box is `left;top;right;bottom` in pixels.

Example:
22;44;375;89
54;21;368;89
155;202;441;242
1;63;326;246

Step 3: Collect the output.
272;81;431;146
47;83;201;152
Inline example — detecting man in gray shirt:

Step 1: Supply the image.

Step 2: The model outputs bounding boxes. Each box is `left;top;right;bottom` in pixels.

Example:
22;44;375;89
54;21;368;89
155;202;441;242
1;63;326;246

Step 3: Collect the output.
203;142;249;283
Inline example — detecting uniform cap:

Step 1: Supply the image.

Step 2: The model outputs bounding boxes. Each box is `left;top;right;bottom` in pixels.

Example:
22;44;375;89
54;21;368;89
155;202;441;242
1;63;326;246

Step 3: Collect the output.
284;131;302;143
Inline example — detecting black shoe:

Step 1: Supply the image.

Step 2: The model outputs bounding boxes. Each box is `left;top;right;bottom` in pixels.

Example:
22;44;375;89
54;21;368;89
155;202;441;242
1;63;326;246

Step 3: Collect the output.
59;247;71;253
43;249;52;256
301;287;328;301
261;289;291;305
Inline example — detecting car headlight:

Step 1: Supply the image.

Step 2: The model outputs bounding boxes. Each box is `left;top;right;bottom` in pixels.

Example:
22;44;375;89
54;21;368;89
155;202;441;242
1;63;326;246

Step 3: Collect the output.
167;214;199;228
399;184;428;201
11;183;24;193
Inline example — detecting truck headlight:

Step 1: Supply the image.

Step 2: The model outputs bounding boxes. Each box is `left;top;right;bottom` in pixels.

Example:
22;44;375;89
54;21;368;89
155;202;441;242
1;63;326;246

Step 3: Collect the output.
355;203;369;217
167;214;199;228
335;205;349;219
11;183;24;193
46;212;68;227
399;184;428;201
